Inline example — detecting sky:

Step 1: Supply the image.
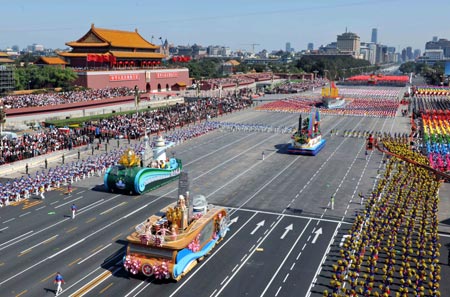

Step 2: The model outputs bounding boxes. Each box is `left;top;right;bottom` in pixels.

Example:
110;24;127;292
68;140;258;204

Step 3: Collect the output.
0;0;448;53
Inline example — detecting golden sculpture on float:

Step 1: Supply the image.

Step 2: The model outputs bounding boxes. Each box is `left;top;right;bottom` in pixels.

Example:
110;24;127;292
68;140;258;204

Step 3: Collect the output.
118;149;141;167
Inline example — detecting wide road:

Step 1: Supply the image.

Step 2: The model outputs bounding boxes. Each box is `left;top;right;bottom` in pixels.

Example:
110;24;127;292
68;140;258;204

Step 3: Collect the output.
0;95;429;297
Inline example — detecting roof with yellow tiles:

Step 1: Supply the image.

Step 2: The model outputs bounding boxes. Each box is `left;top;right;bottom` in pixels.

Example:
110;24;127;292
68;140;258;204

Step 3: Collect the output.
0;52;9;57
66;24;159;50
35;56;68;65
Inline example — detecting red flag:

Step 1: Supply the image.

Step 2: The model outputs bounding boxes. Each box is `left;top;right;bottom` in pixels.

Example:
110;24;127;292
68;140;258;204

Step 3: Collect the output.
97;55;104;63
87;54;95;62
103;54;110;62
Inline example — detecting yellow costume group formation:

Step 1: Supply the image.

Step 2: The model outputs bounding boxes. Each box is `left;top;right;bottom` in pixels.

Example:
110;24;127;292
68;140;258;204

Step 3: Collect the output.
324;138;441;297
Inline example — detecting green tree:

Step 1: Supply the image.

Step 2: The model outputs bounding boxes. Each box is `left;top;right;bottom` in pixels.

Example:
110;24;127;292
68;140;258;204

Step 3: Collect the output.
14;65;78;90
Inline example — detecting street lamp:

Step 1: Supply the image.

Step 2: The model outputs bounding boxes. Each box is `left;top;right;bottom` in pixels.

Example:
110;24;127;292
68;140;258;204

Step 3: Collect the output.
0;105;5;151
313;70;319;80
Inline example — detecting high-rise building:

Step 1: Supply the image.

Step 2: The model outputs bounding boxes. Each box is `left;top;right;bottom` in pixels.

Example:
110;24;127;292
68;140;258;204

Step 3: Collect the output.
433;36;438;42
337;31;360;58
285;42;291;52
307;43;314;51
426;38;450;58
371;28;378;43
413;49;421;59
406;47;413;60
401;48;407;62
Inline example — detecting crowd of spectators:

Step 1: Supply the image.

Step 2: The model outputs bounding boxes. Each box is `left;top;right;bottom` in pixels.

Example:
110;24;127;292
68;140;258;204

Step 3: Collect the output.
0;95;252;165
0;87;134;109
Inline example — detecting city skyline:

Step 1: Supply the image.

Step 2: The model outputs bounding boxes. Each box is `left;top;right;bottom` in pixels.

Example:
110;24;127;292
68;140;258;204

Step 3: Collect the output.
0;0;447;53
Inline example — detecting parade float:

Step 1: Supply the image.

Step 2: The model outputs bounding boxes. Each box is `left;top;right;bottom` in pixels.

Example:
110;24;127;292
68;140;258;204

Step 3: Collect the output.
104;134;182;194
123;194;229;281
287;108;326;156
321;81;346;109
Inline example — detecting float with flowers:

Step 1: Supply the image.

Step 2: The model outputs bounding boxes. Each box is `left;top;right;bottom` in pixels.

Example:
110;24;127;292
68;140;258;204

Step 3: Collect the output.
124;194;229;281
288;108;326;155
104;134;182;194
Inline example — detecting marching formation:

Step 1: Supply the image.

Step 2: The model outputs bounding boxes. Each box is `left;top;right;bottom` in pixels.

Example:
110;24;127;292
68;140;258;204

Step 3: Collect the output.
324;138;441;297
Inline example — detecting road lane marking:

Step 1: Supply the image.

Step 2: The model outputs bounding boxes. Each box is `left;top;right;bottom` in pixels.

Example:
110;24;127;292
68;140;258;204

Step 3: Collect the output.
100;202;127;215
55;196;84;208
99;282;114;294
0;230;33;249
50;201;59;205
283;273;289;283
214;216;285;297
70;266;121;297
305;222;342;297
168;212;259;297
112;233;123;241
241;254;247;262
20;235;58;254
18;250;31;257
66;227;78;233
15;289;27;297
290;262;295;271
40;272;55;283
2;218;15;224
36;206;46;211
78;243;112;265
0;227;8;231
68;257;82;267
19;211;31;217
209;289;218;297
85;217;96;223
220;275;229;286
231;264;239;272
48;238;85;259
275;286;282;297
260;219;312;297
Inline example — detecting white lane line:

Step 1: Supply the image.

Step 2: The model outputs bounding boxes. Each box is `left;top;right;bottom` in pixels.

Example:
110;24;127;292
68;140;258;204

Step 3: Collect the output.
283;273;289;283
0;230;33;249
241;254;247;262
50;201;59;205
214;217;285;297
123;280;148;297
260;219;311;297
77;243;112;264
305;222;341;297
296;252;302;261
100;202;127;215
19;212;31;217
290;262;296;271
168;213;260;297
257;236;262;243
69;265;122;297
48;238;85;259
220;275;229;286
63;265;103;294
2;218;15;224
209;289;218;297
20;235;58;254
248;244;255;252
78;190;86;194
54;196;84;209
231;264;239;273
0;227;8;232
275;286;282;297
77;199;105;214
36;206;46;211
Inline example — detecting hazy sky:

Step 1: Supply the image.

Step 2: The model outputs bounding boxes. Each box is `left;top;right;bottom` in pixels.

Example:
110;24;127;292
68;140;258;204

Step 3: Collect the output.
0;0;447;52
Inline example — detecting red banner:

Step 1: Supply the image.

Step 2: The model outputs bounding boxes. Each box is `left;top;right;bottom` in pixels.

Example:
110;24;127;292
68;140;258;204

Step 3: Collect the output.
155;72;179;79
109;74;139;81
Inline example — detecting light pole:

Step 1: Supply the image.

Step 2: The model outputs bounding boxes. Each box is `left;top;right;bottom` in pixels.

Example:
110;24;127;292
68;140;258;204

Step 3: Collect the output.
313;70;319;80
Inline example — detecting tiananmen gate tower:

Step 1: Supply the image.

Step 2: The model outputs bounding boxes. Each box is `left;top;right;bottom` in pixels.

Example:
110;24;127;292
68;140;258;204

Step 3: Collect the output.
57;24;190;92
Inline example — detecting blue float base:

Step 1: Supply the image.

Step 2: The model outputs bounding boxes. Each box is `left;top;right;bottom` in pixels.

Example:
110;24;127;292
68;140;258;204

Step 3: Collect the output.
287;139;326;156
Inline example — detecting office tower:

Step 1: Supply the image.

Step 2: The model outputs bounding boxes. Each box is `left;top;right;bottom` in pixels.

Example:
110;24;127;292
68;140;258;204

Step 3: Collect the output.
371;28;378;43
307;43;314;50
285;42;291;52
337;31;361;57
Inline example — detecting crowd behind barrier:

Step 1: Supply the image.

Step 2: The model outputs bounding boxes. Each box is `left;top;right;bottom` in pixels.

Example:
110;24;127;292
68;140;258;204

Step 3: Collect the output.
324;138;441;296
0;95;251;166
0;121;222;207
0;87;134;109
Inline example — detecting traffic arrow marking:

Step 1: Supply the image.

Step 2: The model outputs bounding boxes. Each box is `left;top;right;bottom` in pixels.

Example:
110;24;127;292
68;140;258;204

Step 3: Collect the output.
250;220;265;235
280;224;293;239
311;227;322;244
228;216;239;227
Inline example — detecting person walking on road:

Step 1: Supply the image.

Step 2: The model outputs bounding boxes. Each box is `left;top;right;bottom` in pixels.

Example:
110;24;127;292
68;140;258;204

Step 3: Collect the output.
262;151;265;161
54;272;65;296
67;182;73;196
71;204;77;219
